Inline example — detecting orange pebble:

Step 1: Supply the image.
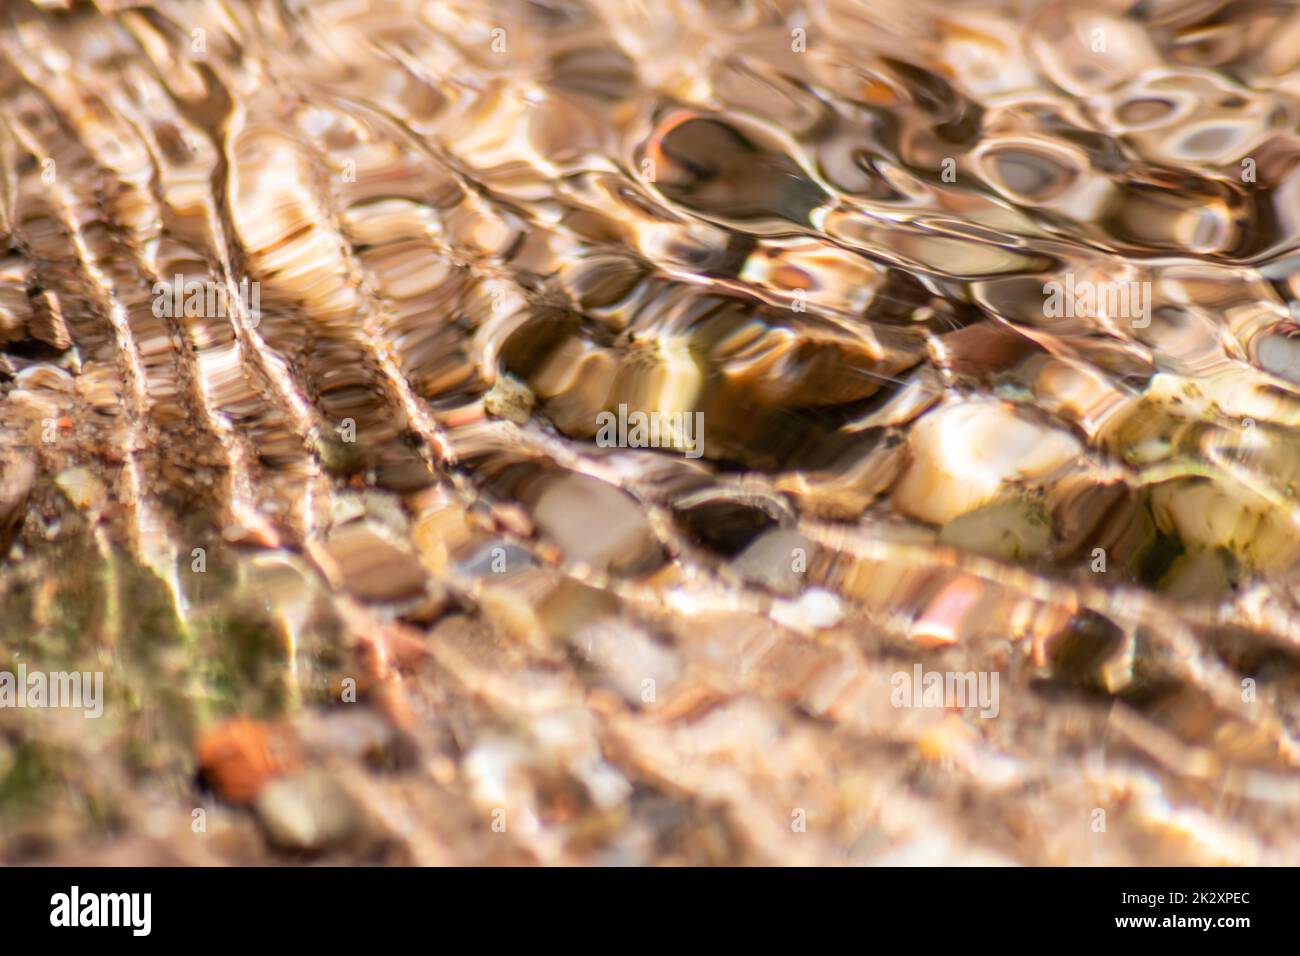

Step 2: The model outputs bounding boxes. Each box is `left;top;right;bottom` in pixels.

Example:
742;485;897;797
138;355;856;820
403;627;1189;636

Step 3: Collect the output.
196;718;299;805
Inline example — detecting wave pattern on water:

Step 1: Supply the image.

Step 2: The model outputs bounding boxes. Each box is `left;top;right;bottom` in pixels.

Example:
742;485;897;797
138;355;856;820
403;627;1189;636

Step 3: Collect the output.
2;0;1300;863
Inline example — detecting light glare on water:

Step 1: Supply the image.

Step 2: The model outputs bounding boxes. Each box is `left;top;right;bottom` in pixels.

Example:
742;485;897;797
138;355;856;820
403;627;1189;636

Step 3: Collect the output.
0;0;1299;865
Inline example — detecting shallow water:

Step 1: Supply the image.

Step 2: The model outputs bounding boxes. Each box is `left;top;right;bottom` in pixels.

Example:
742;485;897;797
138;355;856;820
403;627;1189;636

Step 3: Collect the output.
2;0;1300;864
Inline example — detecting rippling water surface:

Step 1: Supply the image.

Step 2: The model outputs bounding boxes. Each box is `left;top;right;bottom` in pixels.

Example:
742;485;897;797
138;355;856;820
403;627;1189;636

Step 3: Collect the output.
3;0;1300;864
